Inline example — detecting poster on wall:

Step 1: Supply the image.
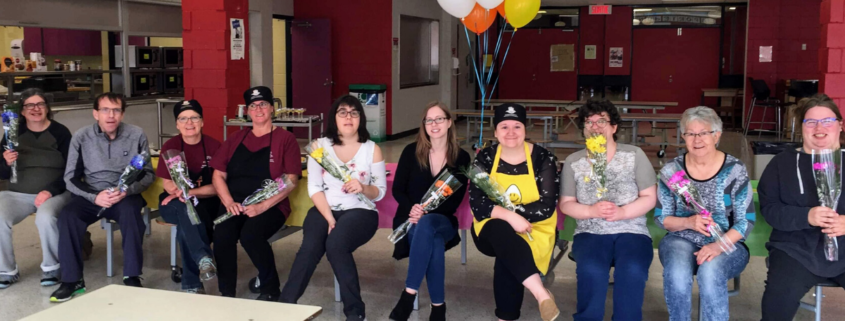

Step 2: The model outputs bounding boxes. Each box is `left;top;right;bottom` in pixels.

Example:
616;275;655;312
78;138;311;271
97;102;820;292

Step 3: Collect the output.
230;18;245;60
585;45;597;60
550;44;575;72
609;47;623;67
759;46;773;63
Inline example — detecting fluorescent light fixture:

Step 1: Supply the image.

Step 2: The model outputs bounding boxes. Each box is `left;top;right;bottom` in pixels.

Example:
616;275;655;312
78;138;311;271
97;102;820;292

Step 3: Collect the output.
634;9;652;12
728;7;736;10
538;10;547;13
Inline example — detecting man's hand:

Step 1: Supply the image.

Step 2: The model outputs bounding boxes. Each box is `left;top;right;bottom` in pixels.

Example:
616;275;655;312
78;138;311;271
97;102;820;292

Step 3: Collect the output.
34;190;52;207
3;150;17;166
95;189;121;208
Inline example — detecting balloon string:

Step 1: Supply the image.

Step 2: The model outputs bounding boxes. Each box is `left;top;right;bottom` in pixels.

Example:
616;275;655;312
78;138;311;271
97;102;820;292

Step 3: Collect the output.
486;19;508;85
486;29;516;106
464;25;486;148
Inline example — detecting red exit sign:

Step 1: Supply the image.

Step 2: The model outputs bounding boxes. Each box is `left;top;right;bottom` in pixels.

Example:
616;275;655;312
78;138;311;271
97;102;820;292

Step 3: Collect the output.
589;5;612;15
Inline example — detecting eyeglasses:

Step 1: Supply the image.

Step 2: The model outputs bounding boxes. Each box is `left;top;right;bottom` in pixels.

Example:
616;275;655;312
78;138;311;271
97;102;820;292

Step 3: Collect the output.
424;117;448;125
584;119;610;128
177;116;202;124
337;109;360;118
23;102;47;110
248;102;272;110
803;117;839;128
681;131;716;139
98;108;123;115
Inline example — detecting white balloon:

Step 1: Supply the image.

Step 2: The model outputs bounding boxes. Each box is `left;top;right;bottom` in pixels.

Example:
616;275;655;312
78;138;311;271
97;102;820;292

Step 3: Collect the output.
477;0;504;10
437;0;476;19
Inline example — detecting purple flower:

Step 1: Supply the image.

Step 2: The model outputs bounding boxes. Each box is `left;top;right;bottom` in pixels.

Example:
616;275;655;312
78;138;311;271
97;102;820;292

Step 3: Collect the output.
814;162;830;171
1;111;17;124
359;171;367;180
130;154;146;170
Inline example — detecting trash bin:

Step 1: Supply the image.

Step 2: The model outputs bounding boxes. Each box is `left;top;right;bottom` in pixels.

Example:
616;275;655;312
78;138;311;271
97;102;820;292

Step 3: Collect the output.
350;84;387;143
751;141;801;180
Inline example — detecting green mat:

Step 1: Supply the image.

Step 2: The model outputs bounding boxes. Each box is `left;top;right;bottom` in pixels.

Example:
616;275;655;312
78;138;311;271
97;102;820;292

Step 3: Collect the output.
559;180;772;257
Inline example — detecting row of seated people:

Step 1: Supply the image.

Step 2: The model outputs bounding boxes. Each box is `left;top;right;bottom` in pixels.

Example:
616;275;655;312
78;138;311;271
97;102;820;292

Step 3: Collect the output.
1;87;843;321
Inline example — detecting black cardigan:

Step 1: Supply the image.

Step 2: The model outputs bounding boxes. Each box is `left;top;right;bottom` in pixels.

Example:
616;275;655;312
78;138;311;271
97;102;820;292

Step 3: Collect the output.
758;148;845;277
391;142;471;260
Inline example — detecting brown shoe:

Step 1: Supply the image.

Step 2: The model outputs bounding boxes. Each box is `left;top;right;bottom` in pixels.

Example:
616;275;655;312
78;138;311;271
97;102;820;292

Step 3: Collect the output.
539;289;559;321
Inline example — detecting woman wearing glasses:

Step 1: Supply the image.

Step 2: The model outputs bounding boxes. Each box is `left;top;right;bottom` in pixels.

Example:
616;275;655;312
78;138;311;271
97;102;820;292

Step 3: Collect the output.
0;88;72;289
759;94;845;320
281;95;386;321
388;102;470;321
210;87;301;300
155;100;222;294
559;99;656;321
655;106;754;321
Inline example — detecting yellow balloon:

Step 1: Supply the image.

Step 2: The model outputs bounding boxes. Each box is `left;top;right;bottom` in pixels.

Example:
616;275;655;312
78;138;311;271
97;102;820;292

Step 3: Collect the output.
504;0;541;29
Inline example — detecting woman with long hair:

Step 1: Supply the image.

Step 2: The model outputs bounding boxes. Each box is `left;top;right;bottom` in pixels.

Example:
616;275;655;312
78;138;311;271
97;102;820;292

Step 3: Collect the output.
389;102;470;321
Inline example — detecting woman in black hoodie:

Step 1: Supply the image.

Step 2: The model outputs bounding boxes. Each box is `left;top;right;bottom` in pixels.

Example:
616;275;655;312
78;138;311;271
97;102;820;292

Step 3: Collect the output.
758;94;845;320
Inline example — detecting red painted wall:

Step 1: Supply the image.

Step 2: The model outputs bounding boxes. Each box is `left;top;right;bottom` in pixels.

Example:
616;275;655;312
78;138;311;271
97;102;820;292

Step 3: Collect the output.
604;6;632;76
745;0;821;128
294;0;393;134
579;7;605;75
497;29;579;100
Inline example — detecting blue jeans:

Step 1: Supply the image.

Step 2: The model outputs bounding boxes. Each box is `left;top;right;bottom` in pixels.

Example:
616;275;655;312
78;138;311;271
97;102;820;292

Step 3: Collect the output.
572;233;653;321
658;234;748;321
405;214;456;305
158;194;214;290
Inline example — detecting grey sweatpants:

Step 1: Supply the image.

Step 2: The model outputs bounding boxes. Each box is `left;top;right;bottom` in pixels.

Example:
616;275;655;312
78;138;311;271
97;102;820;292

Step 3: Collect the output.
0;191;71;274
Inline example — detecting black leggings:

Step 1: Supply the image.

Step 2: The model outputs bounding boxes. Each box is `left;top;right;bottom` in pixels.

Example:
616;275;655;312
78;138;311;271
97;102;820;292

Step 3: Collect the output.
472;219;541;321
761;249;845;320
213;206;286;297
280;207;379;319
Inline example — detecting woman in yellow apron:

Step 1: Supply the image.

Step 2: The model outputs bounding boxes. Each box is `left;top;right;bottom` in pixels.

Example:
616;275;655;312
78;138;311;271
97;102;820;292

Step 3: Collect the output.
559;99;657;321
469;103;560;321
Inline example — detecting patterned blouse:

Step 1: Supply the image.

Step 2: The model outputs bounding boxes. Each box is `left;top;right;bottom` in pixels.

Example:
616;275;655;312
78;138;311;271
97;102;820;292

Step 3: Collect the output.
655;153;755;247
306;137;387;211
469;144;559;223
562;143;656;237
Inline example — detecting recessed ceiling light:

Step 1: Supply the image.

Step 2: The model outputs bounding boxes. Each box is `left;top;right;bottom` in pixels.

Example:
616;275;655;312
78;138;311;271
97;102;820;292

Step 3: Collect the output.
728;7;736;10
634;9;653;12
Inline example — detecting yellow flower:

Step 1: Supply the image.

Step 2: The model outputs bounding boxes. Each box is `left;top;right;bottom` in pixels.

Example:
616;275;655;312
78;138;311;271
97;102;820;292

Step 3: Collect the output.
593;145;606;154
583;176;590;183
594;134;606;145
310;147;325;161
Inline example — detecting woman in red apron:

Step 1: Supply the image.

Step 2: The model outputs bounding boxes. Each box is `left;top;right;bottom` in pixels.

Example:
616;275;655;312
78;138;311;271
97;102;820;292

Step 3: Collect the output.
469;104;560;321
210;87;301;301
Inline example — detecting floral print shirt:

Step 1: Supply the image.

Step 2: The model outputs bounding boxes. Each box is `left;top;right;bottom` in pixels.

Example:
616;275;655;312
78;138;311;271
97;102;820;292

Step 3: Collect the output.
306;137;386;211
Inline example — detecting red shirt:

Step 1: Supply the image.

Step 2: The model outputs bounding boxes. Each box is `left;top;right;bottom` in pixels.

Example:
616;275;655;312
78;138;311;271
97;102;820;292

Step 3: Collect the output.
156;135;221;186
210;128;301;216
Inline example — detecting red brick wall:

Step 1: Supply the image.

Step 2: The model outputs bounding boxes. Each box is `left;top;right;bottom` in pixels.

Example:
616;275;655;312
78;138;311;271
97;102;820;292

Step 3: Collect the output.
820;0;845;109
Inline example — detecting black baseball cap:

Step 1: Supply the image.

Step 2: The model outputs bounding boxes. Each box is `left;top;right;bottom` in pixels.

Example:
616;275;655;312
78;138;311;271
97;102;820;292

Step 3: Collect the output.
174;99;203;120
493;103;527;127
244;86;274;106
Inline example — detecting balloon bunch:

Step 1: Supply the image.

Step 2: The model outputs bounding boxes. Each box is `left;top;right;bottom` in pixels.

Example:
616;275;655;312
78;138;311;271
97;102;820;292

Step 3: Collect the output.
437;0;542;148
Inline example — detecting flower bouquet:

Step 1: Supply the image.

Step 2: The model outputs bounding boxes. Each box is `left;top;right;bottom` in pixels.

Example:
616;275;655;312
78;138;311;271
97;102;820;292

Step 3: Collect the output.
583;133;608;200
97;150;150;217
811;149;840;262
388;169;463;244
2;104;20;183
163;150;201;226
305;140;376;209
659;164;736;254
213;176;294;226
463;164;533;241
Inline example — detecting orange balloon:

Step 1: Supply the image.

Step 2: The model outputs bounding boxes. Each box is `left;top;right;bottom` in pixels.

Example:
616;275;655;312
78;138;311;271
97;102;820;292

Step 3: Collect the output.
496;2;506;18
462;3;497;35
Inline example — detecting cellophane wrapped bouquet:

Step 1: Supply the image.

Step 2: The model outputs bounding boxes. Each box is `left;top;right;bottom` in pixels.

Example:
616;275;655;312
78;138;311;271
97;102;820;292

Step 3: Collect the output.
388;169;463;244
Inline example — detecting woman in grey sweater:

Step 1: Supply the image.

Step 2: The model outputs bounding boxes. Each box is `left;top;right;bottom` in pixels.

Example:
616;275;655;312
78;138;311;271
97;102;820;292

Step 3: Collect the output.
0;88;73;289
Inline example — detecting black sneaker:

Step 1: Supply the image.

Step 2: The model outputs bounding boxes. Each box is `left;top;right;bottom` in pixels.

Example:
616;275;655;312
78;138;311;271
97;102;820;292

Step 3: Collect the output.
123;276;143;287
50;280;86;302
40;269;61;286
256;293;279;302
430;303;446;321
0;272;20;289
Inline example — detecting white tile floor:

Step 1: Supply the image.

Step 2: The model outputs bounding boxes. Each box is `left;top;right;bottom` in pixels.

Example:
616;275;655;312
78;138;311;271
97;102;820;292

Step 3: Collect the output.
1;122;842;321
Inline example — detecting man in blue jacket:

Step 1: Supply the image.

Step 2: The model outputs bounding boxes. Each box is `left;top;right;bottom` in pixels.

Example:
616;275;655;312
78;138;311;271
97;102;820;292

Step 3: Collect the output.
50;93;154;302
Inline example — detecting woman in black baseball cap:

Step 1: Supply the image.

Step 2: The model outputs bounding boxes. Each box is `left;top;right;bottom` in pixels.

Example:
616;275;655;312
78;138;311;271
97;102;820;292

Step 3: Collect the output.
155;99;222;294
210;86;302;301
469;103;561;320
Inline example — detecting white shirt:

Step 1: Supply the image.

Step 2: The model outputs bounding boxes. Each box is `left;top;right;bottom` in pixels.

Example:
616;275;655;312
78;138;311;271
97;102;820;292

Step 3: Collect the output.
307;137;386;211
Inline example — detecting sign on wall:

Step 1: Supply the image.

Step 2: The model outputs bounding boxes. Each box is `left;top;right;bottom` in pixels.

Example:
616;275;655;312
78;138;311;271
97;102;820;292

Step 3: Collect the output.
230;18;245;60
585;45;597;60
551;44;575;72
609;47;623;67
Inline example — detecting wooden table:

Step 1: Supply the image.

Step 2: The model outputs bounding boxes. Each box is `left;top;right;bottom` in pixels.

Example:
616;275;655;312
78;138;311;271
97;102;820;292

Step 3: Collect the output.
21;285;322;321
625;113;684;150
701;88;742;128
476;99;676;131
453;109;561;146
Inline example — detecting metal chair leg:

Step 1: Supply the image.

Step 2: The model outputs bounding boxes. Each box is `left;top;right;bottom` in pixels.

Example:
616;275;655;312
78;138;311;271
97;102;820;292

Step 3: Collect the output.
104;220;114;277
744;98;757;136
815;286;822;321
414;295;419;311
170;225;177;267
758;103;768;139
461;229;467;265
334;275;341;302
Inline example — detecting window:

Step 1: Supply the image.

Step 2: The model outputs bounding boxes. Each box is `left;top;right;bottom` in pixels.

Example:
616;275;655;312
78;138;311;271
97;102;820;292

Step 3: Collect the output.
633;6;722;27
400;15;439;88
